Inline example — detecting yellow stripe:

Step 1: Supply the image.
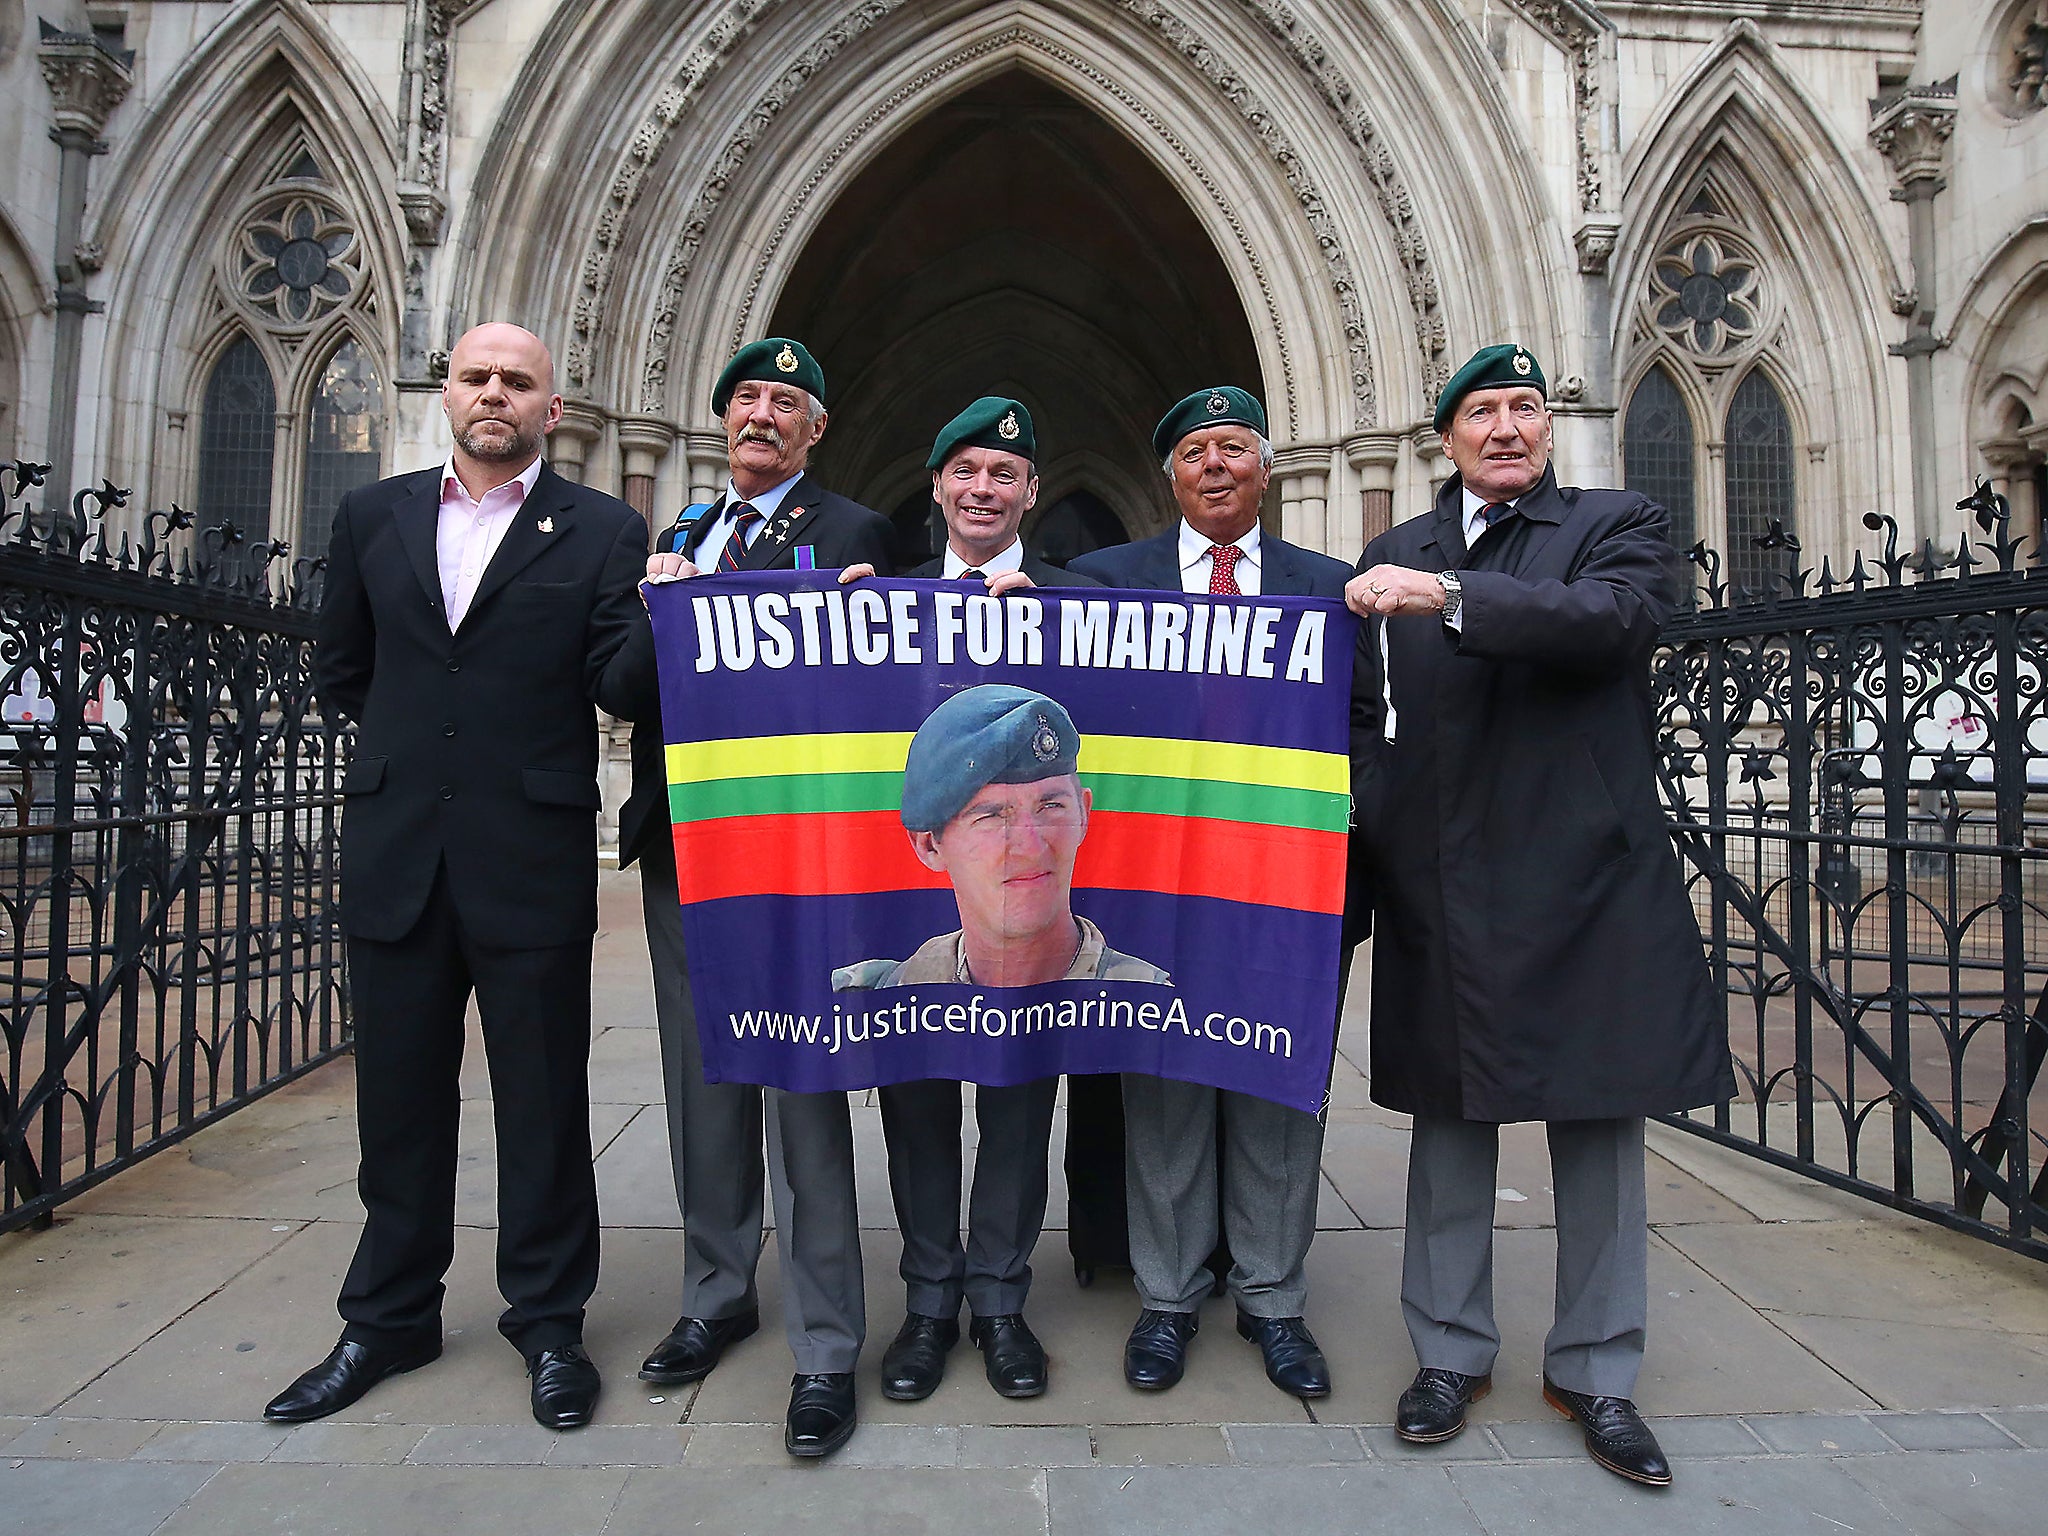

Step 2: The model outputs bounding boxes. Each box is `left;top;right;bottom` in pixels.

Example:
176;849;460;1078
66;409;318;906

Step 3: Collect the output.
669;731;1344;794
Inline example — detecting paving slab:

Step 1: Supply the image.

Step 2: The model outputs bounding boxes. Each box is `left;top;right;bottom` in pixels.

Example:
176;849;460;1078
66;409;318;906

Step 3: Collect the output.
1986;1406;2048;1448
1656;1218;2048;1408
959;1423;1094;1467
1743;1412;1896;1456
1089;1423;1231;1465
405;1423;561;1464
590;1102;688;1229
1;1416;159;1459
1836;1448;2048;1536
1645;1123;1905;1224
264;1421;426;1464
0;1457;220;1536
134;1420;292;1462
1361;1423;1511;1461
542;1423;689;1466
1049;1462;1486;1535
1873;1411;2022;1452
1446;1453;1928;1535
151;1463;630;1536
584;1023;666;1107
0;1213;298;1415
1222;1422;1367;1463
606;1466;1049;1535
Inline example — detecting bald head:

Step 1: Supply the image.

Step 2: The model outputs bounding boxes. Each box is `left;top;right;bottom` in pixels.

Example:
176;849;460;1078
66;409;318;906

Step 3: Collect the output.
443;322;562;486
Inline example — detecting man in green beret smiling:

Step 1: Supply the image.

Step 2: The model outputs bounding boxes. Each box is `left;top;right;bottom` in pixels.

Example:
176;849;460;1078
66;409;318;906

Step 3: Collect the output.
1344;344;1731;1486
833;685;1166;1401
1070;387;1353;1403
596;337;893;1461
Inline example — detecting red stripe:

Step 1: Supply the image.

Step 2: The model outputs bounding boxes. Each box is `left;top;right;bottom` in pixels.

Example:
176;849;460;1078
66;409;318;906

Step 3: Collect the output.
671;809;1345;914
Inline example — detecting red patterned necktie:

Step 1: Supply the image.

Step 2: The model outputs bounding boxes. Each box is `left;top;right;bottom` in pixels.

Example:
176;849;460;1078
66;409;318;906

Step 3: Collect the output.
1208;544;1242;595
716;503;761;572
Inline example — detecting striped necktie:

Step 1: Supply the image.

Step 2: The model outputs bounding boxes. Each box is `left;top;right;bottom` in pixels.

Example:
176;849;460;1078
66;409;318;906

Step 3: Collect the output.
1481;501;1514;527
960;567;985;581
716;503;761;572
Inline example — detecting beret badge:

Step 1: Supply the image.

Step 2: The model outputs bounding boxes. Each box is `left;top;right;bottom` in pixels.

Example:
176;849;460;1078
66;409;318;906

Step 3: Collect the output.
1513;349;1532;376
775;343;799;373
998;409;1021;441
1031;714;1060;763
1206;391;1229;415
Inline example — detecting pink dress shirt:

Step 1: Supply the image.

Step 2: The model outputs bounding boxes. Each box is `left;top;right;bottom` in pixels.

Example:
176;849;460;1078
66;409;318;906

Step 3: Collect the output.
437;456;543;629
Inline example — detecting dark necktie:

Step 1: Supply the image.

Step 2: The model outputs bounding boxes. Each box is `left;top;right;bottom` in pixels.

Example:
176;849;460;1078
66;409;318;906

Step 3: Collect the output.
1480;501;1514;527
1208;544;1242;595
716;503;761;572
960;567;985;581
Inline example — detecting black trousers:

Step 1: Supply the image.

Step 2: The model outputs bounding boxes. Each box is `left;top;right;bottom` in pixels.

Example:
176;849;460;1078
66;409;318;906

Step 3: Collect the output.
337;866;599;1358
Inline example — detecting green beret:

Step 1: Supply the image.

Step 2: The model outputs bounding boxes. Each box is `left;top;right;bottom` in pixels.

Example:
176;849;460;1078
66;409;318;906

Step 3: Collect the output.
927;396;1037;470
1152;386;1268;460
711;338;826;416
901;685;1081;834
1433;343;1546;432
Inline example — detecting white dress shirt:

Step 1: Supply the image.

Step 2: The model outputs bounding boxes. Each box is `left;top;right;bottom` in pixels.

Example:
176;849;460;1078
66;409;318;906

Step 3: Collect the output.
941;538;1025;578
691;472;804;564
1379;489;1523;740
438;455;542;630
1176;519;1263;596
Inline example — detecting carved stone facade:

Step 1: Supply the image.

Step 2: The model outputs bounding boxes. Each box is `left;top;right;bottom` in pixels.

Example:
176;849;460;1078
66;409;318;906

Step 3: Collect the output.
2;0;2042;569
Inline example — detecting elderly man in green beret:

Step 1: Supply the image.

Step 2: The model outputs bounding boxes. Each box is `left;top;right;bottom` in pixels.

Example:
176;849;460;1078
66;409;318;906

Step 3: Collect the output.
835;684;1164;1403
1344;344;1732;1485
596;336;893;1461
1070;387;1354;1404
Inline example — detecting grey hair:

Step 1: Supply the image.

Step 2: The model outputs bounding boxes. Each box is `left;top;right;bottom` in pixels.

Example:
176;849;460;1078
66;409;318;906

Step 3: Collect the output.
1161;433;1275;478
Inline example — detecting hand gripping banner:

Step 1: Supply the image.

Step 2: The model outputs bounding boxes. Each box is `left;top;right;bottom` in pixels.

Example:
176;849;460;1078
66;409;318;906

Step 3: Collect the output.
645;571;1357;1113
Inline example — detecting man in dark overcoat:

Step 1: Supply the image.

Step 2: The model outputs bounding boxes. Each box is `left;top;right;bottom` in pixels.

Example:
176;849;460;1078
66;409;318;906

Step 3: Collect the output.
1345;343;1733;1486
596;337;893;1461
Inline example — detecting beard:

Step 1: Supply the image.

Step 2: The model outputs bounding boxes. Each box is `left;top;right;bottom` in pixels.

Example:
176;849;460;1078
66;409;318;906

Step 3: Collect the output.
454;416;540;463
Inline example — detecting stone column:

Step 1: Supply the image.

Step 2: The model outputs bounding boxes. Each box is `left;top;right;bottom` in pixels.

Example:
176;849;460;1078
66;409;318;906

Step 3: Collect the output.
615;415;675;525
37;21;132;521
549;401;606;486
1344;433;1401;549
1271;443;1332;554
683;431;729;506
1412;429;1451;502
395;0;456;383
1870;79;1957;542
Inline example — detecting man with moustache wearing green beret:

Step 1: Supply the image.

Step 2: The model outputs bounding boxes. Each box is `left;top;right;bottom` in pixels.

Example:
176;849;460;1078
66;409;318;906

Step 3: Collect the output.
1345;343;1731;1486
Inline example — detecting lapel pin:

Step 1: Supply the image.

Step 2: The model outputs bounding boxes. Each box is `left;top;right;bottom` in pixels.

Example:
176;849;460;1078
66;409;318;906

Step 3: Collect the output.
538;516;555;533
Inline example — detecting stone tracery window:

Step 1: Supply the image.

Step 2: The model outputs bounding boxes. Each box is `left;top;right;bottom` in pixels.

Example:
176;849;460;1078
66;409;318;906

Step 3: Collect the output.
1649;233;1762;359
185;140;387;571
1622;363;1697;567
1724;370;1797;596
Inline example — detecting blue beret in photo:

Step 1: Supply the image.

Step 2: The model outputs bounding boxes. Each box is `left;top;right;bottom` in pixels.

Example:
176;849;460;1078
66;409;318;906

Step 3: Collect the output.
927;396;1038;470
1433;343;1546;432
711;338;827;416
900;684;1081;833
1151;386;1268;460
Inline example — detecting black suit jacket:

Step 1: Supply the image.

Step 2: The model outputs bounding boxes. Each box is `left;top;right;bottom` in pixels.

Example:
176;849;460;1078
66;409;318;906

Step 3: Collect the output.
599;473;897;869
316;463;648;946
906;551;1103;587
1069;525;1350;598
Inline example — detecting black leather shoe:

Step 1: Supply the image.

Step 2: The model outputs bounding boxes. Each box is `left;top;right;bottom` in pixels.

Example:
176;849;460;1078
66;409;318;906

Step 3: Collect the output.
1123;1308;1198;1390
1235;1312;1331;1399
528;1344;601;1430
785;1372;857;1458
263;1336;441;1423
1543;1378;1672;1486
879;1312;959;1401
638;1309;760;1385
1394;1367;1492;1443
969;1314;1047;1398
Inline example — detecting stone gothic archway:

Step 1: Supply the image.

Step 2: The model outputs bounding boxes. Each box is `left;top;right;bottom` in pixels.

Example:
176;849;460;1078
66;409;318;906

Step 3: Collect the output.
765;67;1264;561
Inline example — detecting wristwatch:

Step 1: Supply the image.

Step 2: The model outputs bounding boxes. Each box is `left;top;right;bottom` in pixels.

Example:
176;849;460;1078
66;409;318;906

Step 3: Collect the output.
1436;570;1463;625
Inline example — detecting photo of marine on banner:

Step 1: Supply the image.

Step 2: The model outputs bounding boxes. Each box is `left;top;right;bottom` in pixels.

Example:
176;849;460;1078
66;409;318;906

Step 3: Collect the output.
644;570;1358;1113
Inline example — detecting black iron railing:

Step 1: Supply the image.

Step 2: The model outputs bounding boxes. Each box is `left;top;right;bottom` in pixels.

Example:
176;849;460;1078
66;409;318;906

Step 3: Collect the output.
1655;484;2048;1260
0;464;350;1234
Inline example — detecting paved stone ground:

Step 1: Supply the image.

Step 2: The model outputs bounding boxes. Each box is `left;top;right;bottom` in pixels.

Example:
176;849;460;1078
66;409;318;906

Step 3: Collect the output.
3;872;2044;1534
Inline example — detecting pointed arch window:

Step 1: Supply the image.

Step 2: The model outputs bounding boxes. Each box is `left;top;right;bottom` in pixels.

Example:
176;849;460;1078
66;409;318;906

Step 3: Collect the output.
197;335;276;543
1724;369;1796;596
300;339;384;565
1622;364;1698;568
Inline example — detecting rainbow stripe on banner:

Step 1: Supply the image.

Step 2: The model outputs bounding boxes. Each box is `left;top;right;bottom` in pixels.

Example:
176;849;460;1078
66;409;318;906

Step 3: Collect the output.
668;730;1349;913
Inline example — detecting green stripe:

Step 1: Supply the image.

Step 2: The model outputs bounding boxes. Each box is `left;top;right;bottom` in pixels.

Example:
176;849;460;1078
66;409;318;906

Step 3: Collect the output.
669;770;1347;833
1082;773;1349;833
670;771;904;824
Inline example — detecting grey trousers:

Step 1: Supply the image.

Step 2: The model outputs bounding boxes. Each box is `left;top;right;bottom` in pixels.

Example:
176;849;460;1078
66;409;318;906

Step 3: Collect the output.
1402;1116;1648;1398
877;1077;1059;1319
641;852;864;1373
1122;1075;1325;1317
